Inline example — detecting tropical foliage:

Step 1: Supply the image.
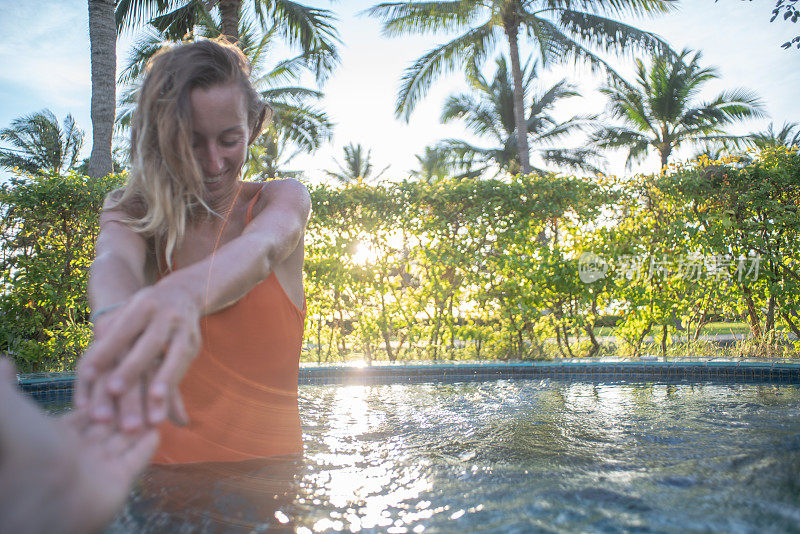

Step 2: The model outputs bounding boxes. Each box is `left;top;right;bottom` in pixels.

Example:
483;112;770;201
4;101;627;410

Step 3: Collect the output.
0;171;123;372
115;0;340;80
410;145;457;181
768;0;800;49
0;110;84;176
439;55;601;176
365;0;673;173
750;121;800;149
326;143;389;184
591;48;765;171
4;148;800;369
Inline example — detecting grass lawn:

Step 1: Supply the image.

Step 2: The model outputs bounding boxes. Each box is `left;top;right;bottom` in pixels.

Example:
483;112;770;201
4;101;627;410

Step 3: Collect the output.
593;322;753;338
698;322;751;335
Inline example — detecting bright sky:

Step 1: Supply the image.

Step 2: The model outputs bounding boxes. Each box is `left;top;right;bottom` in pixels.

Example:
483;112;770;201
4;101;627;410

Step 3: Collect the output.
0;0;798;184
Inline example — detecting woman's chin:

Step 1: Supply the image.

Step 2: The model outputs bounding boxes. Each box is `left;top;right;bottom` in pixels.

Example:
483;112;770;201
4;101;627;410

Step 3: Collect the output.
202;174;241;207
203;175;233;192
203;174;225;186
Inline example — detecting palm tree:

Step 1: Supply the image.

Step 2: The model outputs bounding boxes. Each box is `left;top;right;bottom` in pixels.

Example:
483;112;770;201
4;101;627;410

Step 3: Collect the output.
114;0;340;82
591;48;766;172
440;55;602;176
691;143;729;162
326;143;389;184
410;145;456;181
0;110;84;175
365;0;673;174
116;16;333;176
749;121;800;149
243;130;304;180
87;0;117;179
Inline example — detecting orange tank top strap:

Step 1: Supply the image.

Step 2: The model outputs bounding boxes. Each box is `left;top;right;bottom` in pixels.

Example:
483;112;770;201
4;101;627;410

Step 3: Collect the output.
245;186;262;224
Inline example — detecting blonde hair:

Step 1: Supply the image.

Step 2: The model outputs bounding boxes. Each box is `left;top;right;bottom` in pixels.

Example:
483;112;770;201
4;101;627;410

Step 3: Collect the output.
112;38;271;271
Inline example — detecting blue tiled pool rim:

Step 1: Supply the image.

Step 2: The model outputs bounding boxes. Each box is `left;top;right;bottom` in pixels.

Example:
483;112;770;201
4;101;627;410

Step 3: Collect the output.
19;360;800;405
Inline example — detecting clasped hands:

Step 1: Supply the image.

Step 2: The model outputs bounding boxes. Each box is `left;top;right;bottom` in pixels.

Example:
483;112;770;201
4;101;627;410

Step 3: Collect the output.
76;280;202;432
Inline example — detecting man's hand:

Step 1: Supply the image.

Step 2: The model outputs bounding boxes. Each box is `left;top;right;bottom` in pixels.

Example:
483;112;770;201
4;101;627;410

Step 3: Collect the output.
0;359;159;534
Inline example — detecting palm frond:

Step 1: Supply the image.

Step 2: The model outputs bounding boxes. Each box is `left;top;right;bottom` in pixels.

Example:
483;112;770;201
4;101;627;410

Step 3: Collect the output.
269;0;341;83
363;1;482;37
261;86;324;102
524;17;629;86
530;114;595;143
395;22;497;121
440;94;504;141
149;0;204;40
0;151;41;174
538;147;604;175
529;78;579;119
600;83;656;136
115;0;180;35
556;10;671;57
268;102;333;153
117;26;169;85
438;138;494;162
240;21;277;72
254;51;312;87
556;0;677;18
750;121;800;148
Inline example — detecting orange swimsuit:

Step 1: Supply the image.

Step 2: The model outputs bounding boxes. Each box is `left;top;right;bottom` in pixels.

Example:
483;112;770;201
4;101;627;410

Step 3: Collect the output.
152;190;305;464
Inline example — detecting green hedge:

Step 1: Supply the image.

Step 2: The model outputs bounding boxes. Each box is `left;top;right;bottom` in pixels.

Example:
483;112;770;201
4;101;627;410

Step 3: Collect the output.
1;147;798;370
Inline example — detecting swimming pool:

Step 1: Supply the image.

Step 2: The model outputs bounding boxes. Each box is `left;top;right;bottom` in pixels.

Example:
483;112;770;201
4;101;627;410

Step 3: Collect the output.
96;373;800;533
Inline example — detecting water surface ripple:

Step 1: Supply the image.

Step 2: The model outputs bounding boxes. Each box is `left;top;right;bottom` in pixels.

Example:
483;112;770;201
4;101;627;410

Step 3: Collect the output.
110;380;800;533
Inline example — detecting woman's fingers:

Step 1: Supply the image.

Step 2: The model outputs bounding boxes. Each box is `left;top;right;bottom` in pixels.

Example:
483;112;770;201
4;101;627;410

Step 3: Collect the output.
82;302;150;380
117;379;147;432
77;304;146;411
89;375;115;423
149;328;198;426
168;391;189;427
105;320;173;397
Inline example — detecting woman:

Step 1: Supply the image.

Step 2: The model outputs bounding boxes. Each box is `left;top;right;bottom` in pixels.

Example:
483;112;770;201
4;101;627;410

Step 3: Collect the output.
76;39;310;463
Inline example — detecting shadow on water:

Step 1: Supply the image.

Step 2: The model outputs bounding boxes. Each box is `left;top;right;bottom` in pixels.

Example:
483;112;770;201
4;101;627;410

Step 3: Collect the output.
110;457;304;533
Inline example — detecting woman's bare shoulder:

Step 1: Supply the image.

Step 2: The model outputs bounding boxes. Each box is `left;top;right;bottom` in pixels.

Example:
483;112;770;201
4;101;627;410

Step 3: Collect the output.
102;188;146;220
249;179;310;218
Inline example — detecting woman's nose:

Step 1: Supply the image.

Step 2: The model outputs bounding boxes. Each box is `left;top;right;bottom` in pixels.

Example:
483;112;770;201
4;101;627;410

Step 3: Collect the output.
200;144;224;175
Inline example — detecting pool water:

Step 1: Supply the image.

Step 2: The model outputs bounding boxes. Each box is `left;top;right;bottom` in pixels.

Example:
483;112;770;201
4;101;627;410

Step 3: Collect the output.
108;379;800;532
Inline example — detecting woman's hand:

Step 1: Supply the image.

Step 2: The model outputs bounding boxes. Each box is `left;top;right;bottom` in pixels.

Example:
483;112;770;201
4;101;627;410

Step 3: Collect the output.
76;279;202;429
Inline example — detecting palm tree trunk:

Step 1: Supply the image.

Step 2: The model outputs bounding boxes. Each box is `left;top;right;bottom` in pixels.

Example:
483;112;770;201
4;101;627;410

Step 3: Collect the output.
660;148;670;173
87;0;116;179
659;129;671;173
218;0;241;43
503;21;531;175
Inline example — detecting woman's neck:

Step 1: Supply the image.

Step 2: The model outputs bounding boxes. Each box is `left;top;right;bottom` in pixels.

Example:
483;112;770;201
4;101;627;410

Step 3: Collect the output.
204;180;243;217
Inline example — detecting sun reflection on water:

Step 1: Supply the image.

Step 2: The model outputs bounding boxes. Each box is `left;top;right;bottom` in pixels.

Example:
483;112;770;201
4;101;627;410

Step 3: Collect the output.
300;385;433;532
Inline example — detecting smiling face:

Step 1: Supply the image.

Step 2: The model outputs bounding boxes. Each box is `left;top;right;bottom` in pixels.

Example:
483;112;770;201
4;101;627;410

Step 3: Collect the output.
189;82;250;196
